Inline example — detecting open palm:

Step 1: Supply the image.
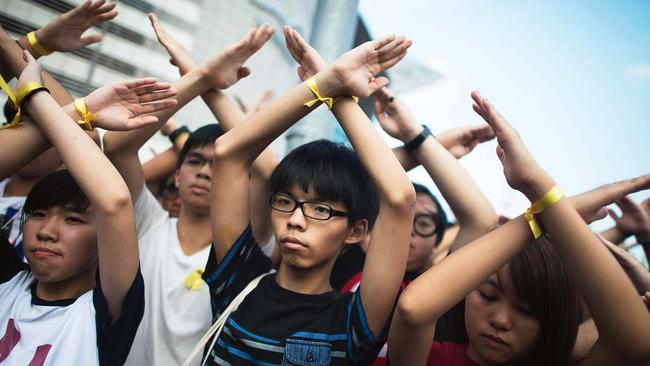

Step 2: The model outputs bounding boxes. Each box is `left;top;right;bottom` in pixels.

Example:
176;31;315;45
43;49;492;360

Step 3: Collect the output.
85;78;177;130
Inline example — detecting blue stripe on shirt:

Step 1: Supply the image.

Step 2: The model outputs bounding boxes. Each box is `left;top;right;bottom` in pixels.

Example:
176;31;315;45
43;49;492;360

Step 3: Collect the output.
227;318;281;345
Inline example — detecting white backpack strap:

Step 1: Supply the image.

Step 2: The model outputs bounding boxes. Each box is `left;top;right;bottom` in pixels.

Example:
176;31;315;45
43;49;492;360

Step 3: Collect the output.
183;272;271;366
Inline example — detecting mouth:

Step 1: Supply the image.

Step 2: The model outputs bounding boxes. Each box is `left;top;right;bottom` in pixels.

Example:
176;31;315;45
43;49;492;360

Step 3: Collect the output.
481;334;509;349
189;185;210;195
281;236;307;250
32;247;61;257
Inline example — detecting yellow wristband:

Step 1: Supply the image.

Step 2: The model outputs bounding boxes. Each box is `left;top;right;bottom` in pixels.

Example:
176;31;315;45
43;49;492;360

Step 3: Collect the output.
524;185;564;239
0;74;21;129
28;31;51;56
74;98;95;131
332;95;359;105
304;77;334;109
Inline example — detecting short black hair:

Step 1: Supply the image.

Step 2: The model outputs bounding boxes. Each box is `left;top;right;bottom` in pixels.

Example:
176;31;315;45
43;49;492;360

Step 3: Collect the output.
22;170;90;226
413;182;448;245
270;139;379;230
178;124;224;166
4;100;17;122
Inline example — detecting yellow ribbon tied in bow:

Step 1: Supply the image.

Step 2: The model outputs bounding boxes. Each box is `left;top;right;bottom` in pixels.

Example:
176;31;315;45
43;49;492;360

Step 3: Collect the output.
185;268;205;291
304;77;334;109
74;98;95;131
0;77;46;129
524;186;564;239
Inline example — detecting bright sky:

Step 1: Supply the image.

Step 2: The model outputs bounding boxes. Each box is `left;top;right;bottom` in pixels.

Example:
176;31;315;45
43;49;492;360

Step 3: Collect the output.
360;0;650;237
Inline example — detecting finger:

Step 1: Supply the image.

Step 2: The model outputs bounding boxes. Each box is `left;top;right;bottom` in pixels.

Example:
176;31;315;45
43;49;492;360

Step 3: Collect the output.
80;34;102;47
369;34;397;52
138;99;178;115
88;0;106;11
95;10;118;22
374;100;386;118
23;49;36;63
371;87;393;103
470;90;510;133
608;208;621;222
133;81;172;96
616;196;638;212
473;124;496;141
123;77;158;89
378;40;412;70
592;207;608;221
496;145;506;162
138;88;177;103
94;2;117;14
367;76;390;96
377;36;407;62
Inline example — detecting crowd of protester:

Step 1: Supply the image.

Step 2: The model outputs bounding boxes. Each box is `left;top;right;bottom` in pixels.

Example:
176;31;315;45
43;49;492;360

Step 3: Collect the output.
1;1;649;365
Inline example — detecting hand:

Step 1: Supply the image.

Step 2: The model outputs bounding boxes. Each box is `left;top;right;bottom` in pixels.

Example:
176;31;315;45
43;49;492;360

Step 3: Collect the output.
16;51;44;90
36;0;118;53
599;235;650;294
148;13;197;76
437;124;495;159
609;197;650;242
567;174;650;224
201;24;275;89
328;35;412;97
283;26;327;81
471;90;554;202
84;78;177;130
234;90;274;116
372;87;422;142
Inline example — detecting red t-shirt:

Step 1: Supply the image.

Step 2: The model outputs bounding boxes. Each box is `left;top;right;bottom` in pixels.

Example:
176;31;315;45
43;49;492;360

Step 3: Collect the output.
372;342;478;366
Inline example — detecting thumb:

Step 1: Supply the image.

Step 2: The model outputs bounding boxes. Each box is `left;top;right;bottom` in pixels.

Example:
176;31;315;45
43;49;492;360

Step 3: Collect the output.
367;76;389;96
80;34;102;47
593;207;608;221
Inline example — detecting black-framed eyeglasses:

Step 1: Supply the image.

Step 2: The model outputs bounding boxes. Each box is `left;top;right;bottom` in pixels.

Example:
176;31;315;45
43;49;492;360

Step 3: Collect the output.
413;214;439;237
269;193;350;221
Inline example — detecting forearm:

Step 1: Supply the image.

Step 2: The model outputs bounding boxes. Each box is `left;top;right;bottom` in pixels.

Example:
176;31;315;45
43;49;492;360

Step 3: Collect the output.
0;120;51;180
540;199;650;360
27;92;131;211
414;137;498;238
17;32;45;60
142;147;179;189
0;29;72;105
600;226;628;244
392;145;419;171
397;215;531;324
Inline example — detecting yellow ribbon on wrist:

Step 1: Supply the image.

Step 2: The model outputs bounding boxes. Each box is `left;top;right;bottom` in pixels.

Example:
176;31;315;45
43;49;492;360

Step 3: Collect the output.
184;268;205;291
0;75;22;129
304;77;334;109
28;31;51;56
0;77;46;129
524;185;564;239
74;98;95;131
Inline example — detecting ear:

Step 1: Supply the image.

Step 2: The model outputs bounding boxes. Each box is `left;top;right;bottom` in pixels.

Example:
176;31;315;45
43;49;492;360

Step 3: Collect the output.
343;219;369;245
174;169;181;189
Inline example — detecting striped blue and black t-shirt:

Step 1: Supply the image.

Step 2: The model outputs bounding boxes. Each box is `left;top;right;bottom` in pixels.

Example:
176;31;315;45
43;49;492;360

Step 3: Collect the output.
202;225;387;365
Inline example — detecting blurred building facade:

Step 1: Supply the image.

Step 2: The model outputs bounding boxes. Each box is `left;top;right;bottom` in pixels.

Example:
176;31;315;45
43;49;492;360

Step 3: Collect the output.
1;0;439;158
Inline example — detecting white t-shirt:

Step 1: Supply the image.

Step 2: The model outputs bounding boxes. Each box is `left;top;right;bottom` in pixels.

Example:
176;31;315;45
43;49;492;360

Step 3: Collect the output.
0;179;26;258
0;269;144;366
125;188;212;366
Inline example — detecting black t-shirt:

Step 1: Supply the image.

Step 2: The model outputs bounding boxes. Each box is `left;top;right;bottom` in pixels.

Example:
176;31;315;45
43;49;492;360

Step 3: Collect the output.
202;225;388;365
0;236;145;366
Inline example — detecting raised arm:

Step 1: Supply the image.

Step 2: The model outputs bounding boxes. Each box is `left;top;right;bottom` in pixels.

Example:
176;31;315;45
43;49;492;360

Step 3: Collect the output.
373;87;498;251
18;0;117;59
103;24;274;201
211;32;411;263
17;52;173;320
475;92;650;365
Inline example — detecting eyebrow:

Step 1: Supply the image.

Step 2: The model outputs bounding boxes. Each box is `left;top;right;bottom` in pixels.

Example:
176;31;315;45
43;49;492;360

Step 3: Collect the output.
485;278;502;291
187;152;210;160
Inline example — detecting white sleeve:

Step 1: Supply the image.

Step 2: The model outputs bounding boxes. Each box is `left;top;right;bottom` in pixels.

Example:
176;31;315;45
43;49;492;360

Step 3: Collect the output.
133;187;168;238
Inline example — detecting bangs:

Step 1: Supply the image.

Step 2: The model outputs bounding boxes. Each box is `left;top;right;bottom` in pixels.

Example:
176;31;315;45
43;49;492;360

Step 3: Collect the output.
22;170;90;222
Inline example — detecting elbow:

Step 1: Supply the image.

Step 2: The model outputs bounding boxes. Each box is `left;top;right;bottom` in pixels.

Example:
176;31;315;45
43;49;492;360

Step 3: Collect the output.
395;289;429;327
383;183;417;214
212;135;232;163
475;211;499;232
98;188;133;216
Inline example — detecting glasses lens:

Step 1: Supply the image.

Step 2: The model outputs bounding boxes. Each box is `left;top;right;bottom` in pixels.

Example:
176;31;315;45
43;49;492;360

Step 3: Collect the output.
270;194;296;212
414;215;437;237
303;202;333;220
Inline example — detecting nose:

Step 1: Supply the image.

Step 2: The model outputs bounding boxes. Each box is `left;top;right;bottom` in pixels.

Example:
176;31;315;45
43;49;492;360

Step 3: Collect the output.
488;302;513;332
36;217;59;242
197;161;212;181
286;204;307;230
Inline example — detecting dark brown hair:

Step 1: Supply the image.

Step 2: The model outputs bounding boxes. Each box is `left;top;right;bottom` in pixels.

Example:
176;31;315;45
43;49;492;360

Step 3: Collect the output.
508;235;580;366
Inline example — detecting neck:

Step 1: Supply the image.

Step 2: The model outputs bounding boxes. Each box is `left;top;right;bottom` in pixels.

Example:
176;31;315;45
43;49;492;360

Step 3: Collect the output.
36;268;96;301
275;260;336;295
4;175;41;197
177;205;212;256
